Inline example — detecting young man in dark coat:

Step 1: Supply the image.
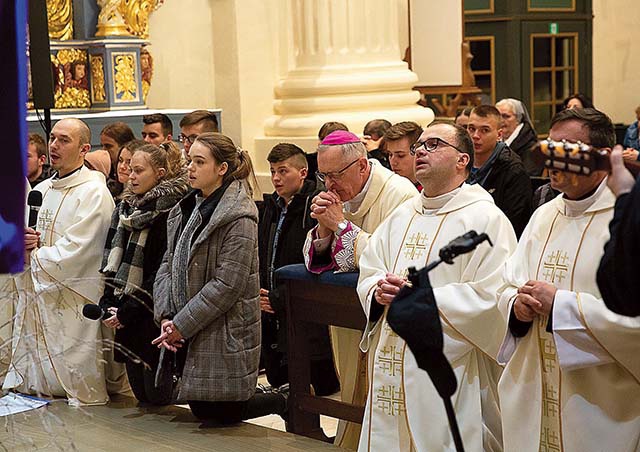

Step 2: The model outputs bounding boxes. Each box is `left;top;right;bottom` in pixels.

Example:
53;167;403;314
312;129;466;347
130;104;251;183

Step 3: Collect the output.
467;105;532;237
259;143;339;396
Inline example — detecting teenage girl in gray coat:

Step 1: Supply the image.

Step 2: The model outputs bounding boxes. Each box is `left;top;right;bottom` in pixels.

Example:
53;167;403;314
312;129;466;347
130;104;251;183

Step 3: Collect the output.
153;133;286;423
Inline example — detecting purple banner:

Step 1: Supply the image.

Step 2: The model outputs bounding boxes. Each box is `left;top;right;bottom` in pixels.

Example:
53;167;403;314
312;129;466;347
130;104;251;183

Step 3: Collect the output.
0;1;27;273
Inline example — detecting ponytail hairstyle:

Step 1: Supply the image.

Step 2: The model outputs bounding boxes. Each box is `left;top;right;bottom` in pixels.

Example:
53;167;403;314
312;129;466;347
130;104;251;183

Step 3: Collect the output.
131;143;178;182
158;140;184;178
193;132;258;196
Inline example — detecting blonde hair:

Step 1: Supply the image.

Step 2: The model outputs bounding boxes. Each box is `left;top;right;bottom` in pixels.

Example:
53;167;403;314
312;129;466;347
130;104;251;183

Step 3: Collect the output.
132;143;182;181
194;132;257;196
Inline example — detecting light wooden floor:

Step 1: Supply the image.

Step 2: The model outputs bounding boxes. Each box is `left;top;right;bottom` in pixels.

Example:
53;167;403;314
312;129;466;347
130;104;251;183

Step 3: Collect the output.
0;396;344;451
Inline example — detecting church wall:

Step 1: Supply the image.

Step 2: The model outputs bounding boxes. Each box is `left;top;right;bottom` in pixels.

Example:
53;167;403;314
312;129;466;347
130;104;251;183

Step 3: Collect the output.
146;0;284;187
592;0;640;124
145;1;217;118
212;0;283;165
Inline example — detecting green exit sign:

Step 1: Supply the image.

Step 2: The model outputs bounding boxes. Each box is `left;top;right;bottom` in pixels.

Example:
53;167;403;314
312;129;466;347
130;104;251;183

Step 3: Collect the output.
549;23;558;34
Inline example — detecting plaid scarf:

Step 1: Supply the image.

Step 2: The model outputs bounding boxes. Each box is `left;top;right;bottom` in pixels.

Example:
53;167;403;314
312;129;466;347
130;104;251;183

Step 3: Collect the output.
101;172;189;296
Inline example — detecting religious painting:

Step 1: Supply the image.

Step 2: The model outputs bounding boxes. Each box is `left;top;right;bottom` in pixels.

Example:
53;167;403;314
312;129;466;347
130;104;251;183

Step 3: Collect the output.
51;48;91;108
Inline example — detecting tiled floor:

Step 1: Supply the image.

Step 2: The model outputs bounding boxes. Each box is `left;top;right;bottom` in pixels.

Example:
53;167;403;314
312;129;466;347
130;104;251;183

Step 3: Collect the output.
246;375;339;437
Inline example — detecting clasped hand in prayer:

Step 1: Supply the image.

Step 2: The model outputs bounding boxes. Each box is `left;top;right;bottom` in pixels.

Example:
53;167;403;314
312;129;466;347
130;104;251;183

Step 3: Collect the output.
310;191;345;238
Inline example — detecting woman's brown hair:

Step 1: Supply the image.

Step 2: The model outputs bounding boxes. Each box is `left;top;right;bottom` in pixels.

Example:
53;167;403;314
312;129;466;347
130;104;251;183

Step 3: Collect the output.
193;132;257;196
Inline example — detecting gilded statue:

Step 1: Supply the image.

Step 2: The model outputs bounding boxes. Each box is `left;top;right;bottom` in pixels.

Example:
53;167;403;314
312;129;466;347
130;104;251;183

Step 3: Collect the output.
47;0;73;40
140;46;153;101
95;0;164;39
121;0;165;39
95;0;130;37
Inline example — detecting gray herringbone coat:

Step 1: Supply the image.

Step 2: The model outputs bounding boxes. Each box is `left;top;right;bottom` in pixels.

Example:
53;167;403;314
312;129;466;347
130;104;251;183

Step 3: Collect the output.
154;180;260;402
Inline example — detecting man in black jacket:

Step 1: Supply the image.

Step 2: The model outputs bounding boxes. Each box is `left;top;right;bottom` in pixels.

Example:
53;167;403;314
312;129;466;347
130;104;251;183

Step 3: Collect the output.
597;146;640;317
259;143;339;395
467;105;532;237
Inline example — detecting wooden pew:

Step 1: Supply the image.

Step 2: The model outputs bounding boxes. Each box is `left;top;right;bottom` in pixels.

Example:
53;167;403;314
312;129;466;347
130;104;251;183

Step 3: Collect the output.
276;264;366;443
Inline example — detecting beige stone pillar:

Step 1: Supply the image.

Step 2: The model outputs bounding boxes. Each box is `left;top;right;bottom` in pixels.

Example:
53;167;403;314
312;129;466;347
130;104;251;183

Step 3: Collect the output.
255;0;433;188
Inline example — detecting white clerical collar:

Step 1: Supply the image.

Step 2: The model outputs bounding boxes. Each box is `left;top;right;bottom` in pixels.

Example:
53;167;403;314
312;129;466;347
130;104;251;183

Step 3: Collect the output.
343;161;374;214
421;186;462;214
504;123;524;146
561;178;608;217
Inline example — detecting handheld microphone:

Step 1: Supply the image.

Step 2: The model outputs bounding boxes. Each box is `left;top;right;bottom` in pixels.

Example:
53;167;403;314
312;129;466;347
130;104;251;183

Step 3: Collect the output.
82;304;110;320
27;191;43;229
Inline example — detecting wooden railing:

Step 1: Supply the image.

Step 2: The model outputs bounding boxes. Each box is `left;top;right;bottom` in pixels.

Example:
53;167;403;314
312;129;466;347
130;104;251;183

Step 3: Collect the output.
276;264;367;443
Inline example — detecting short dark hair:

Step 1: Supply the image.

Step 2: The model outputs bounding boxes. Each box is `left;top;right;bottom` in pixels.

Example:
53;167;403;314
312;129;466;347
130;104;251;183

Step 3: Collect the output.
318;121;348;141
427;121;475;172
550;107;615;149
101;121;135;146
470;104;502;123
28;133;47;158
384;121;423;146
562;93;594;110
143;113;173;137
179;110;219;132
267;143;308;169
363;119;392;140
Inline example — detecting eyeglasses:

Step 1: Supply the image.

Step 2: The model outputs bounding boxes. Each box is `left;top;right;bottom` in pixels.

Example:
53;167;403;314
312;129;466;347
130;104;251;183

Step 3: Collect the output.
178;133;199;145
410;137;463;156
316;158;360;182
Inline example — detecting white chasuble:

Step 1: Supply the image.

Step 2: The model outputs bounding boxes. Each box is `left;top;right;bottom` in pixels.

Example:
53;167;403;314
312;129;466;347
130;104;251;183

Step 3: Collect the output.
498;180;640;452
3;167;115;405
304;160;417;450
358;184;517;452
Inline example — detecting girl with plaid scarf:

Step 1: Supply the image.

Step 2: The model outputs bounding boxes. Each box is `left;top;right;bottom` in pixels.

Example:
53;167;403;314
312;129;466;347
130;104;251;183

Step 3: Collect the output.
99;142;188;405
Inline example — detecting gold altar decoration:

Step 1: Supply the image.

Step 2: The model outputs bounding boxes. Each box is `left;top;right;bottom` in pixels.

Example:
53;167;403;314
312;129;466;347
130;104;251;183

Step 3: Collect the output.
95;0;131;37
51;49;91;108
113;53;139;102
140;46;153;101
90;55;107;103
121;0;165;39
47;0;73;40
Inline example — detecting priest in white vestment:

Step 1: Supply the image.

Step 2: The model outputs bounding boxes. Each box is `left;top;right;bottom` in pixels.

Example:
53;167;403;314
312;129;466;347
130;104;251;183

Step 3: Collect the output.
3;119;115;405
305;130;417;449
497;108;640;452
358;122;517;451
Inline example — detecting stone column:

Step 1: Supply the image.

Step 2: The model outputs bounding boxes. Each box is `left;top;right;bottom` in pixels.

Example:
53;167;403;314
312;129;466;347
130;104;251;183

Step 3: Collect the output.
262;0;433;138
253;0;433;189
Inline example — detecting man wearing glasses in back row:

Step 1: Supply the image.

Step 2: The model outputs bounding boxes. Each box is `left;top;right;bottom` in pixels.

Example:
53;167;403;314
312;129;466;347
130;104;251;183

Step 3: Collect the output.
302;129;416;450
178;110;219;161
